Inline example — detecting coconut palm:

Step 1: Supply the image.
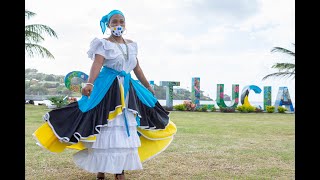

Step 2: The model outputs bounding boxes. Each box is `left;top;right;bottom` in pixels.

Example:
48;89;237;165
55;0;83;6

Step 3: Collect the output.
25;9;58;59
262;44;295;80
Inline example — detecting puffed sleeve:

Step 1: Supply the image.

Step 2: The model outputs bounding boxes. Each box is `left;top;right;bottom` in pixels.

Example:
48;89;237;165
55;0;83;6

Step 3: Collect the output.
87;38;114;60
131;42;138;56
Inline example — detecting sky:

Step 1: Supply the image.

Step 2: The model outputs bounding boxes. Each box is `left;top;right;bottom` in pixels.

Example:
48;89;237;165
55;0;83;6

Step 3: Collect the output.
25;0;295;104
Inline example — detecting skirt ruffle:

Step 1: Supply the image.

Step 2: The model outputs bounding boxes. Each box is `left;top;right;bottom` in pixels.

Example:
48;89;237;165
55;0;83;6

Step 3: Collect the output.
73;147;143;173
40;79;170;144
73;106;143;174
32;74;176;168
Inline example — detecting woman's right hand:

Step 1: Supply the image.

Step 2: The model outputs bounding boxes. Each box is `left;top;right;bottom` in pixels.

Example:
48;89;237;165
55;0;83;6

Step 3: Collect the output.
81;84;93;97
147;86;155;96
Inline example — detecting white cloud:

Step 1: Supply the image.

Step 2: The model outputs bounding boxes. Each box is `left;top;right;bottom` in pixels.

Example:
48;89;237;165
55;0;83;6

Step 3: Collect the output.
25;0;295;104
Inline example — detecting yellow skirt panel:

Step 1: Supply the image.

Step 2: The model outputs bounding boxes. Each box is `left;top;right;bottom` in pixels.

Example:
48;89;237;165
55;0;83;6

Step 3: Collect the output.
32;122;69;153
33;120;176;163
108;84;126;120
137;121;177;140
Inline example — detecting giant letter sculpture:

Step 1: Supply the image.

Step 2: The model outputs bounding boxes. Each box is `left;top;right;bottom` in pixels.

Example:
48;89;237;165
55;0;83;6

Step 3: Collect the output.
240;85;262;108
191;77;201;108
216;84;239;108
274;86;294;112
160;81;180;110
263;86;272;110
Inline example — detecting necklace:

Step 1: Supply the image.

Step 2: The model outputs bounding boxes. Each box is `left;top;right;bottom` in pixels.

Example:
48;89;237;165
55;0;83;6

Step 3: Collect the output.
110;36;129;61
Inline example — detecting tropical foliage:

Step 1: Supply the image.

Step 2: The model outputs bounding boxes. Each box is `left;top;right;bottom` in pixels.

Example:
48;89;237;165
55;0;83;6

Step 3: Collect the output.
262;44;295;80
25;9;58;59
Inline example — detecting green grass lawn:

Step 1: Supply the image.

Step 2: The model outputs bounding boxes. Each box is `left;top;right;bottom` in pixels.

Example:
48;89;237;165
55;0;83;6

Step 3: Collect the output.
25;104;295;180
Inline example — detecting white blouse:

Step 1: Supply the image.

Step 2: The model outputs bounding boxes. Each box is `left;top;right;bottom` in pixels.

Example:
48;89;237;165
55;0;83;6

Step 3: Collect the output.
87;37;138;73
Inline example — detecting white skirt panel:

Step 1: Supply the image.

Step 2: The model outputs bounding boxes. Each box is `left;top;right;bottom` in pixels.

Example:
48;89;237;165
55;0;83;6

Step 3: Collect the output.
73;87;143;174
73;147;143;174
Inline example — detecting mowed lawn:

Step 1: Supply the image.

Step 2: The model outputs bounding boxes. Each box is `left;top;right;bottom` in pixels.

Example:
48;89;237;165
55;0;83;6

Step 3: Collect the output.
25;104;295;180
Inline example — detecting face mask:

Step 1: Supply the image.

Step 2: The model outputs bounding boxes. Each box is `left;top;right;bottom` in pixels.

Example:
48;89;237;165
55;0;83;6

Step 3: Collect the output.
110;25;125;36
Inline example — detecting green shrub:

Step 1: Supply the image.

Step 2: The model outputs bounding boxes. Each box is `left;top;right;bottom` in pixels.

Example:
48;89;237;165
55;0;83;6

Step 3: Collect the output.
173;104;186;111
196;105;208;112
277;106;287;113
266;106;275;113
208;104;217;112
236;105;257;113
236;105;247;113
246;106;256;112
201;105;208;112
48;96;68;108
219;106;236;113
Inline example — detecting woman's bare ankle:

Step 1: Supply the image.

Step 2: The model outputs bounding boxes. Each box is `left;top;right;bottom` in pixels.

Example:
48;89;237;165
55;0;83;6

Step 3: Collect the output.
114;170;125;180
97;172;105;177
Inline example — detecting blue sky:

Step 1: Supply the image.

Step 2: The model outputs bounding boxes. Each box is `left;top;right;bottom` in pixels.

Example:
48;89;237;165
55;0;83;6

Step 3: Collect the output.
25;0;295;103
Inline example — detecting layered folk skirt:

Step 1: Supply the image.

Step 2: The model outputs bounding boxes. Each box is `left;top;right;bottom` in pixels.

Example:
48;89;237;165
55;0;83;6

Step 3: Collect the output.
33;67;177;174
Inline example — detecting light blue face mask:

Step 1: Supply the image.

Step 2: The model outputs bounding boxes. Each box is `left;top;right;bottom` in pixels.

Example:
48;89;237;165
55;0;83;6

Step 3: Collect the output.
100;10;125;34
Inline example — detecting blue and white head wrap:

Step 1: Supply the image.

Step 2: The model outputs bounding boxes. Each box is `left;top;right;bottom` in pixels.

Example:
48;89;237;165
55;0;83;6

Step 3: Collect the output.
100;10;125;34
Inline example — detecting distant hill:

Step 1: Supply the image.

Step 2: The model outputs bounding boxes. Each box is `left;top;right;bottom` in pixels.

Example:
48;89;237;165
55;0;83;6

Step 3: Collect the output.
224;94;231;101
25;68;213;100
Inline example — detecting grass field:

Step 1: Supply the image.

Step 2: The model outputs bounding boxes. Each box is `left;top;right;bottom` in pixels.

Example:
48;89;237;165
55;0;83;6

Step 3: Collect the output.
25;104;295;180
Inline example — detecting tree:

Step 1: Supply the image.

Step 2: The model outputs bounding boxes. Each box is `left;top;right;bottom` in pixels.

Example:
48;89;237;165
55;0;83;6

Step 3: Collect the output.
44;74;56;81
262;44;295;80
25;9;58;59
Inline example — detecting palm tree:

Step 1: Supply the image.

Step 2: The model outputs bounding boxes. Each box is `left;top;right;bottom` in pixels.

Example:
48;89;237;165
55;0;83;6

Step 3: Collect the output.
262;43;295;80
25;9;58;59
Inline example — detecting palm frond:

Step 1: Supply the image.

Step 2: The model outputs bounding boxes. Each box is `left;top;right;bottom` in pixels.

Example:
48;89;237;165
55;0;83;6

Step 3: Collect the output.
262;72;295;81
25;30;45;43
262;43;295;81
271;47;295;57
25;43;55;59
25;24;58;38
271;63;295;70
25;10;36;20
25;10;58;60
